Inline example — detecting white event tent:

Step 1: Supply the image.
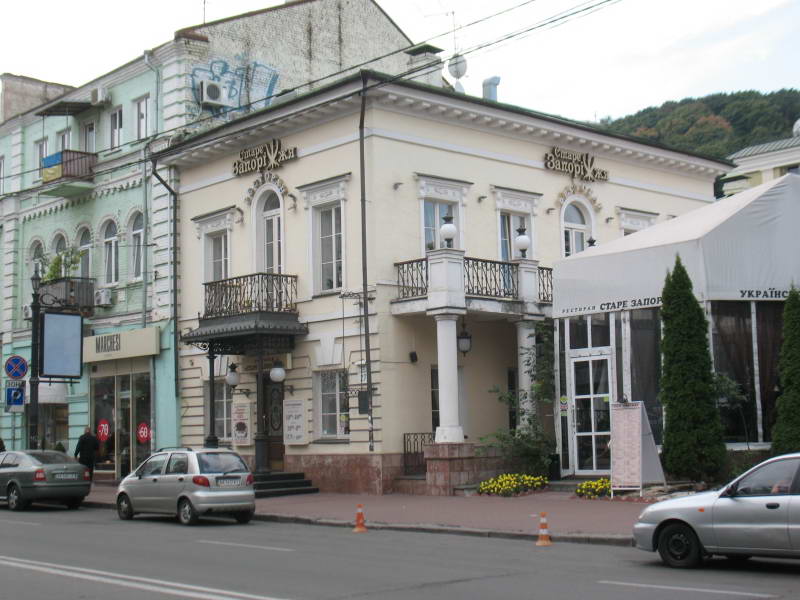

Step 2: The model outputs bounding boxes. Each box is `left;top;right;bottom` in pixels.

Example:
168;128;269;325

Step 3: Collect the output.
554;174;800;317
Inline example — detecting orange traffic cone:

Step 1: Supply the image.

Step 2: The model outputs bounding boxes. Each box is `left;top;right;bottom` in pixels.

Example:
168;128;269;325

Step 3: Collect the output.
535;511;552;546
352;503;368;533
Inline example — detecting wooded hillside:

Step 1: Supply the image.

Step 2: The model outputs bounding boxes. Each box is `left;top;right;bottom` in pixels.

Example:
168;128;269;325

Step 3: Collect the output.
599;89;800;159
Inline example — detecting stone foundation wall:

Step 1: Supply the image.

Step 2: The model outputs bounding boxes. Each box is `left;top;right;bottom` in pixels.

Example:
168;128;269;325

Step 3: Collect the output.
285;452;404;494
424;443;506;496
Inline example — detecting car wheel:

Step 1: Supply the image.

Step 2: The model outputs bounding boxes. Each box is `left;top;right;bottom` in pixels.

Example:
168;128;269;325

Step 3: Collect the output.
64;498;82;510
234;510;254;524
177;498;198;526
116;494;134;520
7;484;29;511
657;523;703;568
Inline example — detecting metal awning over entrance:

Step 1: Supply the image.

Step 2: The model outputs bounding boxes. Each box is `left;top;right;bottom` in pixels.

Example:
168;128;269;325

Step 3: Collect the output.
182;312;307;355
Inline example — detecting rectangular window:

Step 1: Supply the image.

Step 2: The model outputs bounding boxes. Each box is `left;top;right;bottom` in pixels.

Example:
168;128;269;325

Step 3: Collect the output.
431;368;439;430
207;232;228;282
135;96;149;140
500;212;530;260
104;237;119;284
424;200;458;251
35;138;48;179
110;108;123;148
213;380;233;441
319;370;348;437
57;129;71;151
132;230;142;279
317;203;342;291
83;122;96;153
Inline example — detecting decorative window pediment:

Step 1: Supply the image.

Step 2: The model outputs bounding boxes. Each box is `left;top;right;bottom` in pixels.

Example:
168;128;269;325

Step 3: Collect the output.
299;173;351;209
415;173;471;205
556;183;601;212
491;185;541;215
191;205;243;239
615;206;658;233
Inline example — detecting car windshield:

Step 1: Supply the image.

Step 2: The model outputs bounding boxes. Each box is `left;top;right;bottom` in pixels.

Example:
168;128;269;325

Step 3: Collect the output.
28;452;77;465
197;452;249;474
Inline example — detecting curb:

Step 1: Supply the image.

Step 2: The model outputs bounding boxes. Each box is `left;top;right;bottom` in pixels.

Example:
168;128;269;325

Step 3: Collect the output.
84;499;633;547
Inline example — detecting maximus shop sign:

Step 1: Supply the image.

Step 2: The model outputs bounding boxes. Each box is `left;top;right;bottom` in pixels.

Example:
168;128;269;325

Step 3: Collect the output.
233;138;297;176
544;147;609;182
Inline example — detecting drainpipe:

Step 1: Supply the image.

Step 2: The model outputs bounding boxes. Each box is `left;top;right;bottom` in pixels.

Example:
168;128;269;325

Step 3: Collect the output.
150;161;180;406
359;72;374;453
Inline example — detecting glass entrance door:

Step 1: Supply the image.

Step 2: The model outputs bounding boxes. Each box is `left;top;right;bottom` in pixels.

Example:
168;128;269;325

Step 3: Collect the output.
571;356;612;474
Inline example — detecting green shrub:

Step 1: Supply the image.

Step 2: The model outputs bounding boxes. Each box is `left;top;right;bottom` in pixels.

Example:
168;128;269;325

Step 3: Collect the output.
575;477;611;499
772;288;800;454
660;256;726;481
478;473;548;497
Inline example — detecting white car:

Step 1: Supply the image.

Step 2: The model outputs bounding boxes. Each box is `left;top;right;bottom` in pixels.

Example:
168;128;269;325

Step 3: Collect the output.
634;452;800;567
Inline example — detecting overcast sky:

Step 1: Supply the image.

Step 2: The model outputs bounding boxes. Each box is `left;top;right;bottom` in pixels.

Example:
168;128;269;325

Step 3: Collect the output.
1;0;796;122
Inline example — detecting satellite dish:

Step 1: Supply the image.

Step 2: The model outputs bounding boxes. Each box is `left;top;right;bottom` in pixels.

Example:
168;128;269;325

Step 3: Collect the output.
448;53;467;80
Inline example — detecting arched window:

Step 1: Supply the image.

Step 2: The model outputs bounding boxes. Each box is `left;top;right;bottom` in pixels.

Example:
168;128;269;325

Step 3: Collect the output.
53;234;68;277
130;212;144;279
30;241;45;276
102;221;119;284
78;228;92;278
563;202;590;257
262;191;281;274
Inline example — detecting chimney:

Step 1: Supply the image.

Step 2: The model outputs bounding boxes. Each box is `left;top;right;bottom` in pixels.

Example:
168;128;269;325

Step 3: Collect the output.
404;44;444;88
482;76;500;102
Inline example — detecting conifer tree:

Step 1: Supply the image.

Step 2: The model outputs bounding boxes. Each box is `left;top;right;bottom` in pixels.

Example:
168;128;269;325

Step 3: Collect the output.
660;256;726;481
771;288;800;454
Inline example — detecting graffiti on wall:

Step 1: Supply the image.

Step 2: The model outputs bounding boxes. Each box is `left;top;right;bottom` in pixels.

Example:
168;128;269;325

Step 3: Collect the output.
191;58;280;115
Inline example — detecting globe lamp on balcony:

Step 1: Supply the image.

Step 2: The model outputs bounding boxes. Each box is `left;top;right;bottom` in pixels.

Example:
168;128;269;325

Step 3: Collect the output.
440;215;457;249
269;361;286;383
514;226;531;259
225;363;240;388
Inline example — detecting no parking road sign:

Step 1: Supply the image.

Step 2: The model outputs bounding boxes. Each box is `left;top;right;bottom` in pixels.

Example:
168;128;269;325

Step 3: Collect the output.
5;355;28;380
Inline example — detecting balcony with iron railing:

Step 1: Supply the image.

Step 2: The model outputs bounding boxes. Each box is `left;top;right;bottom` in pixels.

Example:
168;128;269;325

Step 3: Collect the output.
39;277;95;311
202;272;299;318
40;150;97;198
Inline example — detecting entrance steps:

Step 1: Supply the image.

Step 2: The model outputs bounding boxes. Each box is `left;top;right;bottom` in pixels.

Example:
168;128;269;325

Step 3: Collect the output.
253;471;319;498
392;475;427;495
547;477;595;493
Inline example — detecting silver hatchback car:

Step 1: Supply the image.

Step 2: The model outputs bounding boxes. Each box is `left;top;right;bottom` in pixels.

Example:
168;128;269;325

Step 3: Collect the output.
116;447;255;525
634;452;800;567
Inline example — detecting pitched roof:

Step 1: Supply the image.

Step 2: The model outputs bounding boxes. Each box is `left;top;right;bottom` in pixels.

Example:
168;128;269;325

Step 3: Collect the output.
728;135;800;160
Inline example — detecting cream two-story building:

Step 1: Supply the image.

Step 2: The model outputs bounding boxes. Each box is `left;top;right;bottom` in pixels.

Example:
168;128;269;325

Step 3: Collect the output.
158;68;729;494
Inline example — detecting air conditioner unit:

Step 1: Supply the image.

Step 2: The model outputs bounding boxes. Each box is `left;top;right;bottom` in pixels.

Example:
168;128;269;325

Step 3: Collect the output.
94;288;113;307
199;81;233;109
90;87;111;106
22;304;33;320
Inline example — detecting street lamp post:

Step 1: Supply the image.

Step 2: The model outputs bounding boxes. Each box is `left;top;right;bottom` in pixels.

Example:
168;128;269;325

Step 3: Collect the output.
29;265;42;450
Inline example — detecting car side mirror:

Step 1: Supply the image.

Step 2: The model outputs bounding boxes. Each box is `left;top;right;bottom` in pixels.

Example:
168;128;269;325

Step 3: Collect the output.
724;484;738;497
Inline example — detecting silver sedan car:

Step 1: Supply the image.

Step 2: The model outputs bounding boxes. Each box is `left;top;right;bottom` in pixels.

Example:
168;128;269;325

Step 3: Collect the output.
0;450;91;510
634;452;800;567
116;447;255;525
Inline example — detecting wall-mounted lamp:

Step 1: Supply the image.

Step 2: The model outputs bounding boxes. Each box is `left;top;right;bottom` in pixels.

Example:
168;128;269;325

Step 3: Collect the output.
269;360;293;395
457;319;472;356
226;363;241;388
477;195;487;203
546;207;556;214
605;216;614;223
287;193;298;210
393;182;403;190
587;237;597;247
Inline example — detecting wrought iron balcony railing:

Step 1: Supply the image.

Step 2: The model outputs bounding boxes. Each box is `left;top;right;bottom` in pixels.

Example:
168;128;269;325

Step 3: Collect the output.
39;277;95;309
395;258;428;299
538;266;553;304
464;257;518;299
203;272;298;318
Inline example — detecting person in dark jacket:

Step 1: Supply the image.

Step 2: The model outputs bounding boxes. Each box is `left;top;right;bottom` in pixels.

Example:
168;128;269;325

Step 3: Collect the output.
74;427;100;480
0;437;6;452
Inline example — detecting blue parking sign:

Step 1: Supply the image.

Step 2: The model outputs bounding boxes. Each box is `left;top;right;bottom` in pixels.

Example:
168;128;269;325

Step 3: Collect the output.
5;385;25;413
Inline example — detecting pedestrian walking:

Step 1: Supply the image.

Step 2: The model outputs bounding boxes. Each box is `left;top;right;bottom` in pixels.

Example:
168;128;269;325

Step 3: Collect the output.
74;426;99;480
0;436;6;452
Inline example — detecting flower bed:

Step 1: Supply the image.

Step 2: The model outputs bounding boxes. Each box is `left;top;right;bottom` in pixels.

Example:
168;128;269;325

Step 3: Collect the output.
575;477;611;499
478;473;548;497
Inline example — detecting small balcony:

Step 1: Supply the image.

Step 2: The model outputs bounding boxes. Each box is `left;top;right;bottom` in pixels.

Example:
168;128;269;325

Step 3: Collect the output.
203;272;299;318
40;150;97;197
39;277;95;311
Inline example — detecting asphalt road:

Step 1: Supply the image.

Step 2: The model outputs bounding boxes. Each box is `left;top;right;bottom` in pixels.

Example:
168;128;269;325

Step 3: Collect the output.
0;504;797;600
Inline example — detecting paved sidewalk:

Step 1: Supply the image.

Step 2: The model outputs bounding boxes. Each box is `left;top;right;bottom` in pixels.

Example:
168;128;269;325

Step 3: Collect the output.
85;485;645;546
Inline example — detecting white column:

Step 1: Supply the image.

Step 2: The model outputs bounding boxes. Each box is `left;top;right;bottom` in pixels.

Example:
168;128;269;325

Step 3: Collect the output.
434;313;463;443
516;320;537;426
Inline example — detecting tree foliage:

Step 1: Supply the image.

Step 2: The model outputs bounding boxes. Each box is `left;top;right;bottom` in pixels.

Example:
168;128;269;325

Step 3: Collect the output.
599;89;800;159
771;288;800;455
660;256;726;481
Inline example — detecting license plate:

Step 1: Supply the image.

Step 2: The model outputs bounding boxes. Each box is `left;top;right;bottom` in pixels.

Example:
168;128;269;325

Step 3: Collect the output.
216;477;240;487
54;473;78;480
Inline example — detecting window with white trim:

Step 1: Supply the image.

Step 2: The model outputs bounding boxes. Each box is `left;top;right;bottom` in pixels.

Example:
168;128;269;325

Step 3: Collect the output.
213;380;234;441
318;370;349;437
78;228;92;277
208;231;229;282
499;212;530;260
53;234;68;276
57;129;71;151
30;241;45;276
83;122;95;153
316;203;342;291
262;191;282;274
135;96;149;140
110;107;123;149
562;202;589;257
616;207;658;237
102;221;119;284
424;200;458;250
35;138;48;179
130;212;144;279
